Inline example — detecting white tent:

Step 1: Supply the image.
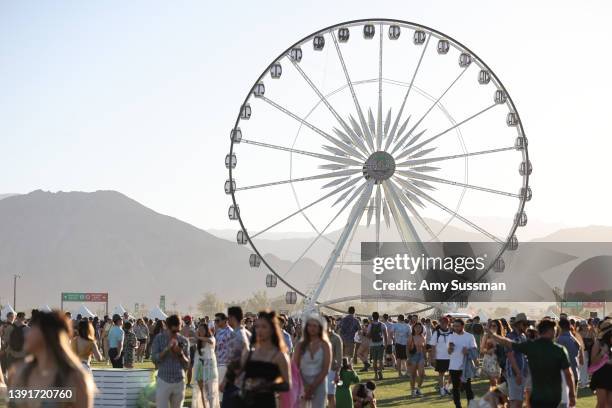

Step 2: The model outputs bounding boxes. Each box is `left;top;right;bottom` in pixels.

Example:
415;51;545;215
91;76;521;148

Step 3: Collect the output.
73;304;96;318
1;304;16;320
148;306;167;321
112;304;127;316
40;305;52;312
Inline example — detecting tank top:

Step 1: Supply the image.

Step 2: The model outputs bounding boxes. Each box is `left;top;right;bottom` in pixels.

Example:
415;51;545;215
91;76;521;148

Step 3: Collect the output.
300;344;324;377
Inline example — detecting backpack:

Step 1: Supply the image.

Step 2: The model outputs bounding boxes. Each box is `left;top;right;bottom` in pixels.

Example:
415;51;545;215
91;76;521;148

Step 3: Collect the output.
370;322;383;343
9;324;25;352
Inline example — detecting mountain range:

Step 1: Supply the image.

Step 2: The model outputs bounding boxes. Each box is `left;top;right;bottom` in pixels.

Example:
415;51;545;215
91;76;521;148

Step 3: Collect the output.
0;190;610;314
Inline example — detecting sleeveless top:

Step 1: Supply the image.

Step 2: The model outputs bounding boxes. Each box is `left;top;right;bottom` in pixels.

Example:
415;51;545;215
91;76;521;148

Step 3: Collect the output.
300;345;324;377
243;353;281;408
71;338;94;361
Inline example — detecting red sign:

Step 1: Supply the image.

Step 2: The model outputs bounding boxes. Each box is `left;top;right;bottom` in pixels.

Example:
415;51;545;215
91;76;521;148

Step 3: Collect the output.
583;302;604;308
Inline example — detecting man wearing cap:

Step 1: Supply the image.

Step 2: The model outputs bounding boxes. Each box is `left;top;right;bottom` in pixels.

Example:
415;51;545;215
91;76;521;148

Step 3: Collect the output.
108;314;125;368
505;313;529;407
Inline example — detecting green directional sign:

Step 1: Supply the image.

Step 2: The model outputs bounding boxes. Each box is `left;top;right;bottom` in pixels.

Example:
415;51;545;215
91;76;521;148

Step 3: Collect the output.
62;292;86;301
61;292;108;302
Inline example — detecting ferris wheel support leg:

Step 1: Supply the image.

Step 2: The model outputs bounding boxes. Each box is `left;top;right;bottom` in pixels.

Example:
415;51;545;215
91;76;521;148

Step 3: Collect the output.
306;181;375;309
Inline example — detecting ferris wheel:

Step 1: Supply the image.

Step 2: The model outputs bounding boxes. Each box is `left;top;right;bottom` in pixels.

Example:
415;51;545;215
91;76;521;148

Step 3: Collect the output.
225;19;531;311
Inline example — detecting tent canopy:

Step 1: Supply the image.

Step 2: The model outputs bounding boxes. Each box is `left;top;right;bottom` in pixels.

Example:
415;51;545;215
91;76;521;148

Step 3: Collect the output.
148;306;167;321
73;304;96;318
1;304;16;320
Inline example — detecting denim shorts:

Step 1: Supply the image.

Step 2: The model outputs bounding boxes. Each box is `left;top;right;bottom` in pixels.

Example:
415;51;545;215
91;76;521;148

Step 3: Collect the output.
409;351;424;365
507;375;525;401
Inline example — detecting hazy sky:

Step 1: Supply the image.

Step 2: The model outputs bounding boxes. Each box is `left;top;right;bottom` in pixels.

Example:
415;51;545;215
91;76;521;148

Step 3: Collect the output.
1;0;611;231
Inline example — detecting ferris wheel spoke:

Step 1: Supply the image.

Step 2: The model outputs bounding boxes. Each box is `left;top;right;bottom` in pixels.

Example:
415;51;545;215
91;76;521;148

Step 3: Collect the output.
387;180;437;241
385;34;431;151
391;67;469;154
375;185;382;250
235;169;361;192
287;57;369;159
310;181;374;303
396;103;498;160
282;181;369;279
382;181;429;259
396;146;516;167
396;177;504;243
391;129;426;156
250;176;363;239
333;127;369;155
330;30;376;152
260;95;364;159
241;138;362;166
377;23;383;151
382;181;422;244
396;170;519;198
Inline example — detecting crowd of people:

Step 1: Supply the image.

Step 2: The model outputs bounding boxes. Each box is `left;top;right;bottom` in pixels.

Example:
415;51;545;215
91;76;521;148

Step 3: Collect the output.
0;306;611;408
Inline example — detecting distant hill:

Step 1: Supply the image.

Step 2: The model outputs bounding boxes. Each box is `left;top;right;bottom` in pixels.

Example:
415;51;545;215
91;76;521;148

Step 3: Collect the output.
532;226;612;242
0;190;316;312
0;193;18;201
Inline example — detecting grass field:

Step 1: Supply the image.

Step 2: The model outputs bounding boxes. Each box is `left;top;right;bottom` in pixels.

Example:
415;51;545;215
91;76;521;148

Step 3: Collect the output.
92;361;597;407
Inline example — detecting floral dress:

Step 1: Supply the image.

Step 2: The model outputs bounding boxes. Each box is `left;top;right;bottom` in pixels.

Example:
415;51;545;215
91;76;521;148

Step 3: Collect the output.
123;329;138;366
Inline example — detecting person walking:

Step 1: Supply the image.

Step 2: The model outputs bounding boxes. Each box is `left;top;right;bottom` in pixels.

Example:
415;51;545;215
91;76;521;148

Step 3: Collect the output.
335;358;359;408
134;318;149;363
294;315;331;408
392;314;411;377
71;319;103;369
193;322;220;408
429;316;452;396
326;316;343;408
487;319;576;408
2;312;28;372
108;314;125;368
557;318;583;389
589;319;612;408
337;307;360;363
366;312;387;381
408;322;426;397
214;312;233;396
480;319;504;388
239;310;291;408
448;318;477;408
505;313;529;408
123;321;138;368
181;316;197;387
151;314;190;408
221;306;251;400
355;321;371;372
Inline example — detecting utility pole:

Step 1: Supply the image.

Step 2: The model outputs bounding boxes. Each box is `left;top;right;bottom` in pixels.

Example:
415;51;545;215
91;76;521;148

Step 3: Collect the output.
13;274;21;309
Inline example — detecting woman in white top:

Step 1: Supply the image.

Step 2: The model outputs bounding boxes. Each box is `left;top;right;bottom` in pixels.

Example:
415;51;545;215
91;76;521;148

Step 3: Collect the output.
192;322;220;408
293;315;331;408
